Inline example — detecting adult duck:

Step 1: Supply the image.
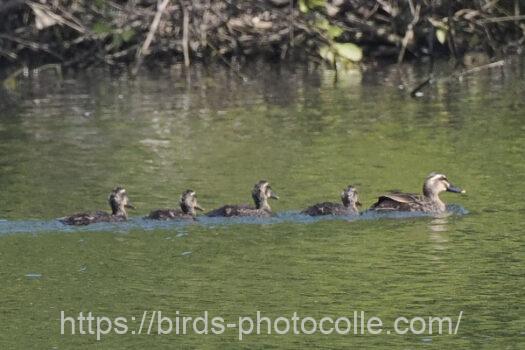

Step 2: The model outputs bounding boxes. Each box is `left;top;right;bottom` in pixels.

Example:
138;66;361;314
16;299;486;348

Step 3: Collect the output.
370;173;465;213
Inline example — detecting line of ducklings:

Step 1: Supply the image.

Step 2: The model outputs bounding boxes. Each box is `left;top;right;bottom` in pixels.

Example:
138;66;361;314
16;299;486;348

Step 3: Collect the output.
60;173;466;226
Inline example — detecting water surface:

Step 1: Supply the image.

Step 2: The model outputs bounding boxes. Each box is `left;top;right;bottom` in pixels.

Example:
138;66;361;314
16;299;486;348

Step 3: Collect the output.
0;60;523;348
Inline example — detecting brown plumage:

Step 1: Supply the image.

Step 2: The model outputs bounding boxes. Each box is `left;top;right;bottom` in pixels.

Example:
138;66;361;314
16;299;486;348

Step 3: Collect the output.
206;180;279;217
146;189;204;220
60;187;135;225
302;185;361;216
370;173;466;213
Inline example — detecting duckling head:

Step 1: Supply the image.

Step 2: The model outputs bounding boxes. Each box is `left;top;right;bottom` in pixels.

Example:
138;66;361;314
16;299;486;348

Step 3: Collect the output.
341;185;361;209
180;189;204;216
108;187;135;217
252;180;279;210
423;173;466;198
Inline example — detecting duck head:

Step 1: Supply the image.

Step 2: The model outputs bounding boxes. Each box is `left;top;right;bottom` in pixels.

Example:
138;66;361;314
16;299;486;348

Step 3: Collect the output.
252;180;279;211
108;187;135;217
423;173;466;199
341;185;361;210
180;189;204;216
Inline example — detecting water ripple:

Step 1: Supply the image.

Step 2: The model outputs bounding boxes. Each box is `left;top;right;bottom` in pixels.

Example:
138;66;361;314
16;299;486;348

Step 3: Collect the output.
0;205;468;236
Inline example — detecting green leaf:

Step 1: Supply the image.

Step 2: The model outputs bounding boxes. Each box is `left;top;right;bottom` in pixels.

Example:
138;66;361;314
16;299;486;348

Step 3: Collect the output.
92;21;112;36
315;18;343;39
299;0;326;13
436;28;447;45
326;25;343;40
299;0;309;13
307;0;326;8
332;42;362;62
120;28;135;42
319;45;335;64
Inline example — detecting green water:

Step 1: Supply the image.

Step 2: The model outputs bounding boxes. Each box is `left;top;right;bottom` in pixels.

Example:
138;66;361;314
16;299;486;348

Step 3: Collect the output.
0;60;524;349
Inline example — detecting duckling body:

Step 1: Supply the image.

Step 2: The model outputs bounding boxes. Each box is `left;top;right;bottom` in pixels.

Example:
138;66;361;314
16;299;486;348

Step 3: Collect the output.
60;211;124;226
302;202;351;216
146;190;203;221
147;209;194;220
206;180;279;217
370;173;465;213
60;187;135;226
302;186;360;216
206;204;271;217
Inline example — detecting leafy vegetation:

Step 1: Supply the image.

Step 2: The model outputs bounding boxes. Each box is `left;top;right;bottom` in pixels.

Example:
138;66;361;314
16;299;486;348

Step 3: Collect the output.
0;0;522;72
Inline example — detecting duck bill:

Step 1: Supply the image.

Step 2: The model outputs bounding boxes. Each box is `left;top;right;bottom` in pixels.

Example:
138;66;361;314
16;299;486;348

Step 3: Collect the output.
447;185;466;194
195;204;205;211
270;191;279;200
125;203;136;210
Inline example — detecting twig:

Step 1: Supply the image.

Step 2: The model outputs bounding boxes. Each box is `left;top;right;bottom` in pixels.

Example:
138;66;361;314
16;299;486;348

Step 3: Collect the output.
398;3;420;63
105;45;139;60
477;14;525;23
132;0;170;76
289;0;294;47
0;33;62;60
410;59;505;97
28;1;87;33
410;76;433;97
481;0;501;11
182;3;190;67
515;0;520;29
0;48;17;60
456;59;505;77
344;13;402;46
447;5;460;64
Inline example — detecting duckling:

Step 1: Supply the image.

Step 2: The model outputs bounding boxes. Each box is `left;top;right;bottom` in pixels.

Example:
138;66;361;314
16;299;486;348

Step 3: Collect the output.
206;180;279;217
60;187;135;225
146;189;204;220
370;173;465;213
302;185;361;216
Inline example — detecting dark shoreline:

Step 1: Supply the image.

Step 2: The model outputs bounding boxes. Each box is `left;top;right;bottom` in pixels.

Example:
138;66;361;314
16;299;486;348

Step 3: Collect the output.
1;0;523;75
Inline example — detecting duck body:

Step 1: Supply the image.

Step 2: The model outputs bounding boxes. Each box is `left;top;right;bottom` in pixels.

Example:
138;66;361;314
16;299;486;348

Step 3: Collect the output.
206;180;278;218
60;211;126;226
369;173;465;214
302;202;356;216
302;185;360;216
370;193;436;212
60;187;134;226
146;189;203;221
146;209;195;220
206;204;272;217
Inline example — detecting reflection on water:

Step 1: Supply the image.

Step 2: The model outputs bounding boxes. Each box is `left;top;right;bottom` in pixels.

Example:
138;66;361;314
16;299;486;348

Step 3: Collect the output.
429;217;450;233
0;59;524;348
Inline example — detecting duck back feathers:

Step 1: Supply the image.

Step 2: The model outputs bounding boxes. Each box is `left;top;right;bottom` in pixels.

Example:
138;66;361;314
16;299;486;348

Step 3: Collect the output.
302;202;356;216
206;204;271;217
302;185;360;216
146;189;203;220
59;211;128;225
